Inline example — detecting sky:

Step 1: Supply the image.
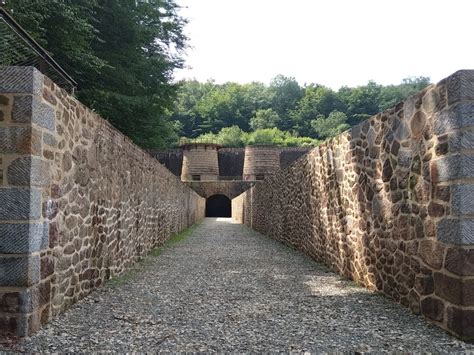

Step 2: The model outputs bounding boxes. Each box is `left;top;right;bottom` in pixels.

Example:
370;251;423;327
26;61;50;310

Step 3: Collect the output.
174;0;474;90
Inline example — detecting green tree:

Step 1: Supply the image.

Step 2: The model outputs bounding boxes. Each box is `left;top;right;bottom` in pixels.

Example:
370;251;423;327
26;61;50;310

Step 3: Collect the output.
216;126;248;147
6;0;106;77
338;81;382;125
6;0;188;149
378;76;430;110
250;108;280;130
268;75;303;130
311;111;350;140
290;85;346;136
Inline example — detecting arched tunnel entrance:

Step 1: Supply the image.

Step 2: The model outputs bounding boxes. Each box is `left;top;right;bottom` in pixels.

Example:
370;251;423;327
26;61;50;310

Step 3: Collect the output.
206;194;231;217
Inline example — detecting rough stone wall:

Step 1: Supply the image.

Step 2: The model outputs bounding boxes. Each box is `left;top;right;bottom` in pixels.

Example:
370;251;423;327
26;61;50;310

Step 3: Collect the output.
152;147;312;179
148;149;183;176
280;147;311;170
0;67;205;336
242;146;281;181
218;148;245;178
232;70;474;340
181;144;220;181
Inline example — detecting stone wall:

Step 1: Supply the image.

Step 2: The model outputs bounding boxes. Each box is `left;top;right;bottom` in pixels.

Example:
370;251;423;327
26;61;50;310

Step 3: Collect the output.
218;148;245;178
149;149;183;176
152;146;312;179
232;70;474;340
280;147;311;170
0;67;205;336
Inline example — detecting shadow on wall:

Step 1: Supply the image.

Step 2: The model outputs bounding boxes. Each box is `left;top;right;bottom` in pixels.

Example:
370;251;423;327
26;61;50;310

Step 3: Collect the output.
231;70;474;340
206;194;231;217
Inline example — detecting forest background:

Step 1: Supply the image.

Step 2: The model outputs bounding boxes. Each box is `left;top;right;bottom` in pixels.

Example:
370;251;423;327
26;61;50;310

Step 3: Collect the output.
4;0;430;148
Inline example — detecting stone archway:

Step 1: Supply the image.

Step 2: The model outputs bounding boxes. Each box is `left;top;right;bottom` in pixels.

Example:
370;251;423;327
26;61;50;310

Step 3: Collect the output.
206;194;231;217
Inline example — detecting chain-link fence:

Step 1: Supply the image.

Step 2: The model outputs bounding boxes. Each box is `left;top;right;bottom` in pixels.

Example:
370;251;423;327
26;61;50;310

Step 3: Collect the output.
0;7;76;93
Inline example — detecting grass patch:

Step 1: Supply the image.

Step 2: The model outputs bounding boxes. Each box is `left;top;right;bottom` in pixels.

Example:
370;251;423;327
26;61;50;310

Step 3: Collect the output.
149;221;201;256
106;221;202;288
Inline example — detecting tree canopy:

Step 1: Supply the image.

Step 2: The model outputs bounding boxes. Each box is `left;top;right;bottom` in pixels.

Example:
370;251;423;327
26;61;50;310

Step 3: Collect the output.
4;2;431;149
5;0;187;148
171;76;430;147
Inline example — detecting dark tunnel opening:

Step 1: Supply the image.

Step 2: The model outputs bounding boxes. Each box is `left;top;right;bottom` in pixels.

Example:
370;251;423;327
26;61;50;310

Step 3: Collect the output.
206;194;231;217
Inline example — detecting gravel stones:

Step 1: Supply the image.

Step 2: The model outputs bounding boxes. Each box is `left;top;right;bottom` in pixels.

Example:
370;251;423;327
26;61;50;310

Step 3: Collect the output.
2;218;473;352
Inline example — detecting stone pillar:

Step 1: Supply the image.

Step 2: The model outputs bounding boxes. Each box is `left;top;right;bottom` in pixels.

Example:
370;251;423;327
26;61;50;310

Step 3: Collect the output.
181;143;220;181
242;145;280;181
429;70;474;340
0;67;53;336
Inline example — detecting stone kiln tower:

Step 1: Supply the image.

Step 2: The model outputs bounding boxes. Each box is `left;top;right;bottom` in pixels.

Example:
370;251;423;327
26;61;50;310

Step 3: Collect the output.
243;145;280;181
181;143;220;181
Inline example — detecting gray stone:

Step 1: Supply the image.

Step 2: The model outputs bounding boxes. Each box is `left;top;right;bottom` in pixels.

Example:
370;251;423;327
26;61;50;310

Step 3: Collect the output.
367;127;376;146
398;148;413;168
0;222;49;254
434;154;474;182
447;70;474;105
449;129;474;152
437;218;474;245
7;156;51;187
43;132;58;147
434;103;474;135
0;255;40;286
452;184;474;216
18;288;37;313
404;95;416;120
395;121;410;141
0;126;31;154
12;96;55;131
350;124;361;139
0;188;42;220
0;67;43;95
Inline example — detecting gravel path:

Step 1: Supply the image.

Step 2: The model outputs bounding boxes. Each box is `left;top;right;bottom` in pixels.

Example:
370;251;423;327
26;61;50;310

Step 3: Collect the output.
3;218;473;353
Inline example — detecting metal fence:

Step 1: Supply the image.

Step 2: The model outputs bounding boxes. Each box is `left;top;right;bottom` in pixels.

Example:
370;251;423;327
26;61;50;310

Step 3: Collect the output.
0;7;77;93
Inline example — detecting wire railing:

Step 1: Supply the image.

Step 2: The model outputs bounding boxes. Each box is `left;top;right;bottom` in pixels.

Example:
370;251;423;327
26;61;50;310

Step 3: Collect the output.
0;7;77;93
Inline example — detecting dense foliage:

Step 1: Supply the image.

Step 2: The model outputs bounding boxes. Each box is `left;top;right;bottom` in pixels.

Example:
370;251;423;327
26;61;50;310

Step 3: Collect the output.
5;0;187;148
172;76;430;147
4;2;430;149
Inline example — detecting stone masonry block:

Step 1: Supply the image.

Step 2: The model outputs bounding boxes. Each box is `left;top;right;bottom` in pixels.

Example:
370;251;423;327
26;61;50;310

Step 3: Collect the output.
432;154;474;182
447;307;474;340
452;184;474;216
0;223;49;254
0;289;36;313
12;96;55;131
434;103;474;135
0;127;34;154
449;129;474;153
0;188;42;220
0;255;40;286
0;67;43;95
437;218;474;245
447;70;474;105
7;156;51;187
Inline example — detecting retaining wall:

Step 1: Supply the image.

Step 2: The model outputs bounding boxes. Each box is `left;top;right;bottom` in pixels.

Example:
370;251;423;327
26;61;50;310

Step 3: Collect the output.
232;70;474;339
0;67;205;336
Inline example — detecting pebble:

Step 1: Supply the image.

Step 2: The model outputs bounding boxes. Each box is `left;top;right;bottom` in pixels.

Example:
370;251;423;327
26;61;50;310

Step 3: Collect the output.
1;218;473;353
